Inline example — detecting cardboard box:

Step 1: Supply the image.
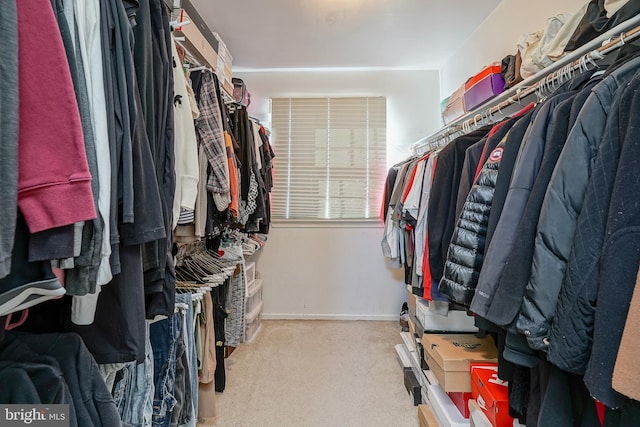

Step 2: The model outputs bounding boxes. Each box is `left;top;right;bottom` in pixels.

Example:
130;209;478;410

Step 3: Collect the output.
448;392;473;419
428;384;471;427
414;365;429;391
419;404;439;427
178;4;219;53
408;289;417;311
416;300;477;333
470;365;513;427
417;341;429;370
402;331;418;355
395;344;413;369
468;399;493;427
422;334;498;393
409;317;416;337
404;368;422;406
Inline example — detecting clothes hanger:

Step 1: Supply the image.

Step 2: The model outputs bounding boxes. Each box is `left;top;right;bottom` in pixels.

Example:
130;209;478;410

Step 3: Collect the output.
177;249;211;282
189;65;213;73
176;264;201;283
185;257;210;279
170;20;191;30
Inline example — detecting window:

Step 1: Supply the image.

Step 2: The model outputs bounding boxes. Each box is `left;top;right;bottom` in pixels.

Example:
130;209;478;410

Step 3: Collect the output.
270;97;387;220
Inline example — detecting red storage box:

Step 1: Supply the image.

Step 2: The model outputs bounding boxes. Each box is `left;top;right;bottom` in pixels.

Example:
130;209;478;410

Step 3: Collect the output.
470;364;513;427
447;392;472;418
463;65;505;112
464;64;502;90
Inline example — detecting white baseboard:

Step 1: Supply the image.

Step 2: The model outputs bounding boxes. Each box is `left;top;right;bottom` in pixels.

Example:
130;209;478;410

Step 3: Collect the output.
262;313;398;321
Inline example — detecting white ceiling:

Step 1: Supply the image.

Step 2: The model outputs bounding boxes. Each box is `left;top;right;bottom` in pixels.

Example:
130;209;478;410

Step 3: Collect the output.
190;0;502;71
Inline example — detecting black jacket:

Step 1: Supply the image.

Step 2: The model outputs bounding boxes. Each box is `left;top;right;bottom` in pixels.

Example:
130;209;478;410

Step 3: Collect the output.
439;126;513;306
427;127;490;297
548;60;639;374
583;73;640;409
519;59;640;352
564;0;640;52
509;93;574;350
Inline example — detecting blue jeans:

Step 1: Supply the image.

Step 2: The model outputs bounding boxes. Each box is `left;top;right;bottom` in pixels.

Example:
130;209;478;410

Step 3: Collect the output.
112;362;133;421
176;293;198;425
113;322;155;427
175;293;197;427
150;311;182;427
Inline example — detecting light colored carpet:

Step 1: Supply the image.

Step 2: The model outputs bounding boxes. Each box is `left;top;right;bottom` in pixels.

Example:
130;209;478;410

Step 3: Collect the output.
206;320;419;427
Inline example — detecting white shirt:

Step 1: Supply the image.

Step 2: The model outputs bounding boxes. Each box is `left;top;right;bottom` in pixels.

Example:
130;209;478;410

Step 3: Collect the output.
70;0;112;325
171;35;200;230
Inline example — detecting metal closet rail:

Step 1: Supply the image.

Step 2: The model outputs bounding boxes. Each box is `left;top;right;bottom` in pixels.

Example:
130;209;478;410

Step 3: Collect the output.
412;15;640;155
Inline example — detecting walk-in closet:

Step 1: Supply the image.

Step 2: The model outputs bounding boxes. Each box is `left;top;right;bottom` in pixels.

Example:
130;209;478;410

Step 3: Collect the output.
1;0;640;426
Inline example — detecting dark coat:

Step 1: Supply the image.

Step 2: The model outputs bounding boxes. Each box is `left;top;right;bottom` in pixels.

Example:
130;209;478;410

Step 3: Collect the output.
476;71;596;324
470;91;574;321
547;63;640;376
438;133;506;305
427;127;490;300
439;114;530;306
582;73;640;409
509;97;575;350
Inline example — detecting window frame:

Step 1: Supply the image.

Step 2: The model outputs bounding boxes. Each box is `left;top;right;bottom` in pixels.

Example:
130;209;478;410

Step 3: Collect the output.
269;96;387;222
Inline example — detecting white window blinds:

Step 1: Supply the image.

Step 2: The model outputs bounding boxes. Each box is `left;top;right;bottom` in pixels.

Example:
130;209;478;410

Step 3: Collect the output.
271;97;387;220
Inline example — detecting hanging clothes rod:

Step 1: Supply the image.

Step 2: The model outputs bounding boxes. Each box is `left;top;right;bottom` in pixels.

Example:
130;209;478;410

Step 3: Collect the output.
412;16;640;154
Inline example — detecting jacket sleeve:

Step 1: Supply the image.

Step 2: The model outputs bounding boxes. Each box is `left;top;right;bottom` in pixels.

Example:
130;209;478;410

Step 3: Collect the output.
382;163;411;261
415;155;437;276
428;148;454;282
517;93;609;350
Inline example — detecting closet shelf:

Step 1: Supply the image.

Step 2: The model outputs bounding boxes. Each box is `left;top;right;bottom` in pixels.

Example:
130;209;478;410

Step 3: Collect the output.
413;14;640;154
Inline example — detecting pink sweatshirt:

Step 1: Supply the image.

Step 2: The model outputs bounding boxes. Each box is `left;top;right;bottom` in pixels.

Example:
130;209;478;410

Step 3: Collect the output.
17;0;97;233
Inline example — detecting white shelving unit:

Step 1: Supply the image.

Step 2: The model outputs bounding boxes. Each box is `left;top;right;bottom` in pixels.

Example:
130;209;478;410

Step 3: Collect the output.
243;261;263;342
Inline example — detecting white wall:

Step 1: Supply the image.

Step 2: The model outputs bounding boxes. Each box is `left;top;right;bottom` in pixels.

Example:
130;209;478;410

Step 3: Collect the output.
440;0;588;96
255;225;406;320
236;69;441;319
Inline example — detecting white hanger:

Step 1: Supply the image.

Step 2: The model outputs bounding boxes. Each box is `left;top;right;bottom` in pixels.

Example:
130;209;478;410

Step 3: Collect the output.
170;19;191;29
